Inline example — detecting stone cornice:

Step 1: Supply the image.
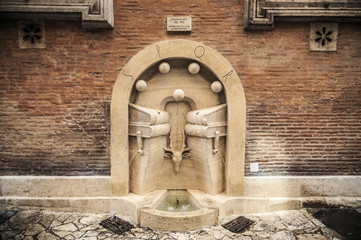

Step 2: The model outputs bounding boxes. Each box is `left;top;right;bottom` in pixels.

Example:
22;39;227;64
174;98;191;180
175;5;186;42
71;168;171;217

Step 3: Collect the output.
0;0;113;29
245;0;361;29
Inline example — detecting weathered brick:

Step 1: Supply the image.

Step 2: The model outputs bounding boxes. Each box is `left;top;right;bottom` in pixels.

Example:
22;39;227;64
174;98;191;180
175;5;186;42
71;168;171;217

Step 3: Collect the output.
0;0;360;176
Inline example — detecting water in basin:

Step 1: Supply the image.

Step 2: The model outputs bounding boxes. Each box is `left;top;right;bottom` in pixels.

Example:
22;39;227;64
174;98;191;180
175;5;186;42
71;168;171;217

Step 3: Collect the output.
156;191;200;212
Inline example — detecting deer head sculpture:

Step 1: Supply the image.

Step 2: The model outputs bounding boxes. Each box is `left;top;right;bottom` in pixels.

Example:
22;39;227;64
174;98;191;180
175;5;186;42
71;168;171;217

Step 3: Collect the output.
164;130;191;173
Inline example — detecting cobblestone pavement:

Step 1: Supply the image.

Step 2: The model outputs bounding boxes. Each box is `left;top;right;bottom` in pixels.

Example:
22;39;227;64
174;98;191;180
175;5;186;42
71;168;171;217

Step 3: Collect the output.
0;209;345;240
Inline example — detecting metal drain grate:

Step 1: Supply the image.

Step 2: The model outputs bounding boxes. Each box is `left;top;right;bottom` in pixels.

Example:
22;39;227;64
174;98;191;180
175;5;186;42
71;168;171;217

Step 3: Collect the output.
222;216;255;233
100;216;134;235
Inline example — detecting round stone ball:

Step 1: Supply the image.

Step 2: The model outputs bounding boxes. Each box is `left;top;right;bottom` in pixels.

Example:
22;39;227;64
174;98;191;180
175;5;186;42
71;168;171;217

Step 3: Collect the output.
135;80;147;91
211;81;223;93
173;89;185;102
188;62;200;74
159;62;170;74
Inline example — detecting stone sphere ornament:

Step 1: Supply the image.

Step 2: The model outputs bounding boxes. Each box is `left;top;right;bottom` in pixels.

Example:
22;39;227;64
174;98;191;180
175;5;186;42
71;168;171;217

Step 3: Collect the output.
173;89;185;102
211;81;223;93
188;62;200;74
135;80;147;91
159;62;170;74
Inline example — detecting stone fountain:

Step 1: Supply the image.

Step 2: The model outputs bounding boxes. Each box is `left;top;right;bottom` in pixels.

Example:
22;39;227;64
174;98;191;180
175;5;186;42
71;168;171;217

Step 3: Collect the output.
126;59;227;230
110;39;246;230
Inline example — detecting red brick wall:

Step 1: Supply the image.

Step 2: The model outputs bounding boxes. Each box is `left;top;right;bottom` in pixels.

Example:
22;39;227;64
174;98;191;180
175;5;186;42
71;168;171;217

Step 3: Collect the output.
0;0;360;176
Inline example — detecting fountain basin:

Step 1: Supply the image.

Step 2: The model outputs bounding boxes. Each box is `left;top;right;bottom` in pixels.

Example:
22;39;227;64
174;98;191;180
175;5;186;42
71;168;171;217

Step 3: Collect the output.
156;190;200;212
140;190;217;231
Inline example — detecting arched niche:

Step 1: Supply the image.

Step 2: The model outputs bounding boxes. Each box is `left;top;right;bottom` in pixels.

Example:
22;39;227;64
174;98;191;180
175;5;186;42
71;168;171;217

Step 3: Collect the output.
111;39;246;196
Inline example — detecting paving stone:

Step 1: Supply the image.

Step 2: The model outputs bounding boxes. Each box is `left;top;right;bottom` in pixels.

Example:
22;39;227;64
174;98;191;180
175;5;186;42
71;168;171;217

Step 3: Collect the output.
271;230;296;240
0;209;349;240
24;223;45;236
75;222;88;229
7;212;38;231
159;235;175;240
252;220;268;231
259;212;281;222
256;232;271;238
275;221;287;230
82;230;101;237
0;222;9;231
98;232;120;240
296;233;327;240
141;232;160;239
52;223;78;232
23;236;34;240
194;235;216;240
38;213;60;229
50;219;63;228
236;236;252;240
57;212;73;223
80;216;98;225
52;230;73;238
242;230;254;236
278;210;315;231
63;214;81;224
37;231;58;240
0;211;17;225
14;233;25;240
64;235;76;240
204;226;226;239
169;232;189;240
78;236;97;240
78;224;100;232
71;230;86;239
1;230;21;239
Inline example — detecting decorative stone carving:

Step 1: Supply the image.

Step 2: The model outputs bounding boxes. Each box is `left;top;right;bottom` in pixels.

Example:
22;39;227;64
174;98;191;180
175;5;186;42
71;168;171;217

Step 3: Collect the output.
0;0;114;29
129;103;170;137
164;130;191;173
309;23;338;52
211;81;223;93
128;103;170;194
185;104;227;194
135;80;147;92
173;89;185;102
129;59;228;193
163;101;191;173
18;20;45;49
159;62;170;74
244;0;361;30
186;104;227;127
188;62;200;74
111;40;246;197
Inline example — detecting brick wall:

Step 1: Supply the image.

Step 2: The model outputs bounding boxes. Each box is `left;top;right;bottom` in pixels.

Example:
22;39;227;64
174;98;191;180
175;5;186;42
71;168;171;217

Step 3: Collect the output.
0;0;360;176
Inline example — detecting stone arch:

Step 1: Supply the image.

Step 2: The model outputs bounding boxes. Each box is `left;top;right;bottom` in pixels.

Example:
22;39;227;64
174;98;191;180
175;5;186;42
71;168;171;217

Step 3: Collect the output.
111;39;246;196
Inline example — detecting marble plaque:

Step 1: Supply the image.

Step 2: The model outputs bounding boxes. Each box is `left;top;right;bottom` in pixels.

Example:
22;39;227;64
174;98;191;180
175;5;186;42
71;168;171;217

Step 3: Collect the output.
167;17;192;32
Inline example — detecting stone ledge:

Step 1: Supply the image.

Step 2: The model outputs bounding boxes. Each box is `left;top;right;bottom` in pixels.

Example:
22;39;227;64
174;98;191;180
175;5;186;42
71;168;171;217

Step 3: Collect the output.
244;175;361;198
244;0;361;29
0;0;113;29
0;176;112;197
2;175;360;198
0;196;138;224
